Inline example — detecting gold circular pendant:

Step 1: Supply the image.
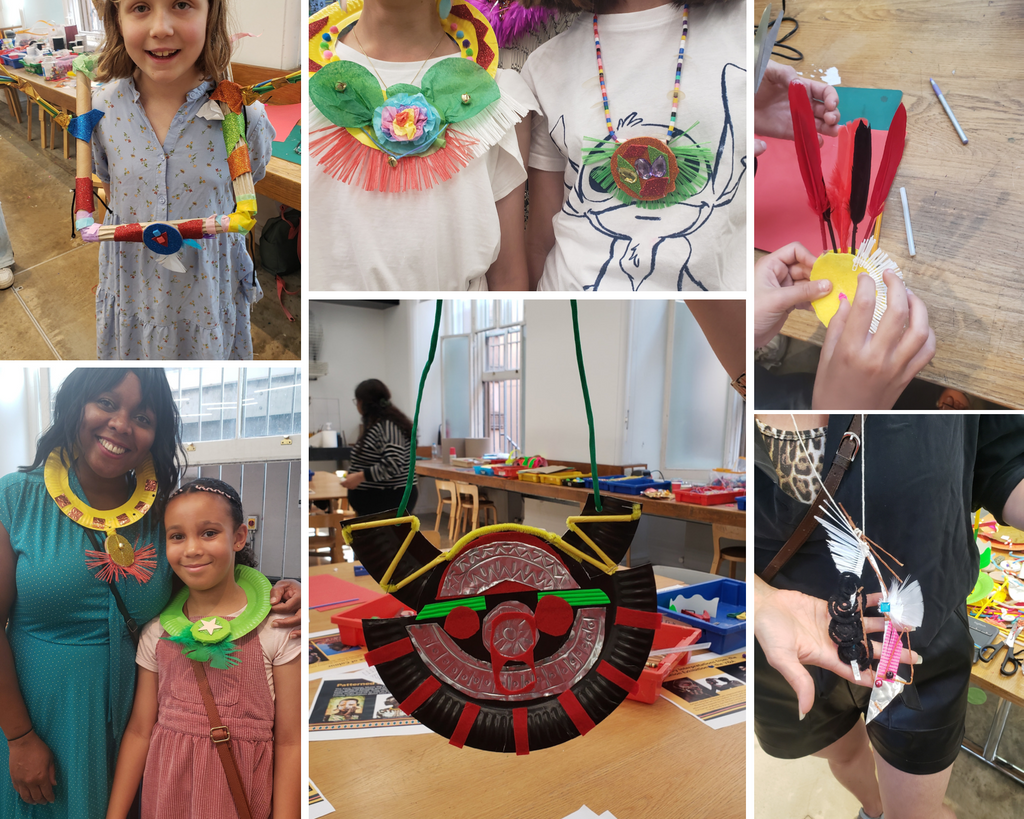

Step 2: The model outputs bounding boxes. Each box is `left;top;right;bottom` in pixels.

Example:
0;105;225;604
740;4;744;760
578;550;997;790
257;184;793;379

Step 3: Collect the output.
104;533;136;567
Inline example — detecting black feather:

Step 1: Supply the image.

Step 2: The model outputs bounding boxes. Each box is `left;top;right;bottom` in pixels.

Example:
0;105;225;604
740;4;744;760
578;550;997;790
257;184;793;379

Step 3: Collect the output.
849;121;872;252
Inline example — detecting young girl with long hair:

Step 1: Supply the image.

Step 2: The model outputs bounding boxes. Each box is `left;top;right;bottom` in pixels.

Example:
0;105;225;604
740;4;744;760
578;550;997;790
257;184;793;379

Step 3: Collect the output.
342;379;418;515
91;0;275;359
105;478;300;819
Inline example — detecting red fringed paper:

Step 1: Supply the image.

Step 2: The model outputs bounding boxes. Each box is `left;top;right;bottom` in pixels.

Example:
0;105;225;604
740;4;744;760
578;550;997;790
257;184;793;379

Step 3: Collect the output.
84;540;157;584
114;224;145;242
227;142;252;179
75;177;94;215
310;126;479;193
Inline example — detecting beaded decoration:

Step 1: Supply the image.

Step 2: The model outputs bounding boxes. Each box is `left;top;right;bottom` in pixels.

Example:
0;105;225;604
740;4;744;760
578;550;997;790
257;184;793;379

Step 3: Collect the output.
581;7;713;208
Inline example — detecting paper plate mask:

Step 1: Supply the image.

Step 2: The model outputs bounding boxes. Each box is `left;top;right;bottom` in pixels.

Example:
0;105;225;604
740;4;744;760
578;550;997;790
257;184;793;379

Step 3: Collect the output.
344;495;658;754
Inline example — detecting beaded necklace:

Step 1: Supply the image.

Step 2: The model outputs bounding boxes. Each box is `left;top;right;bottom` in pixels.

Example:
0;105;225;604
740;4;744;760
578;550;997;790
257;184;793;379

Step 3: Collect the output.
582;6;712;208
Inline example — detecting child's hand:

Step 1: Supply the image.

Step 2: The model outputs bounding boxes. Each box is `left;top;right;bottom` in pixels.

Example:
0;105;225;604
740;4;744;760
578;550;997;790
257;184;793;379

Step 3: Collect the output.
7;730;56;804
270;579;302;639
754;61;840;157
754;242;830;348
812;271;935;409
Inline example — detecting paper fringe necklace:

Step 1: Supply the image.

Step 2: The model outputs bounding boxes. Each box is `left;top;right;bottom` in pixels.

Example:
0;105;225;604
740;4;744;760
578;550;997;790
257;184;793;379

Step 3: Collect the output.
581;8;712;209
28;55;301;274
341;300;658;753
309;0;528;193
160;565;272;669
791;416;924;724
788;82;910;332
43;450;158;584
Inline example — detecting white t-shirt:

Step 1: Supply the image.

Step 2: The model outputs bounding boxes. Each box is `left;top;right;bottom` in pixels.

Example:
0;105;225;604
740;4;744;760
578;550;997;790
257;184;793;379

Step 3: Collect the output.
309;46;535;291
137;609;301;699
521;2;746;291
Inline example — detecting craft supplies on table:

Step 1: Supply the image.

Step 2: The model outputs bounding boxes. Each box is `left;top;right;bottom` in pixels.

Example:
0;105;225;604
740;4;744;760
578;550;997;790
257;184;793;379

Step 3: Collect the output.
581;475;673;495
658;579;746;654
629;619;702;703
491;464;528;478
673;486;744;505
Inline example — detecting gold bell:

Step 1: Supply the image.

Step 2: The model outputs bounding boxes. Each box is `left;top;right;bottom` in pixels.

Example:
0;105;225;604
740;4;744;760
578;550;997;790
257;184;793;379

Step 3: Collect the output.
335;82;347;92
461;93;471;105
388;156;398;168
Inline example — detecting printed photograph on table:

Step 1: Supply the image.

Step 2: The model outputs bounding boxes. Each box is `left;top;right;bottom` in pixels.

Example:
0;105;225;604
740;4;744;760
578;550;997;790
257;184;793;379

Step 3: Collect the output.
753;412;1024;819
307;298;747;819
0;365;304;819
752;0;1024;410
306;0;745;291
0;2;301;361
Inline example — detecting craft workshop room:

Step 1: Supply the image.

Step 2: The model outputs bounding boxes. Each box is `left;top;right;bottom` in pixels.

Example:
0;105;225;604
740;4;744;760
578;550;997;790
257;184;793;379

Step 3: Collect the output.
306;297;747;819
0;1;302;360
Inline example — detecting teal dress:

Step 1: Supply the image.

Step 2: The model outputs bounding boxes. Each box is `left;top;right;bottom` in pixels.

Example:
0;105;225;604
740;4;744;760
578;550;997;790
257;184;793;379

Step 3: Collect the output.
0;466;172;818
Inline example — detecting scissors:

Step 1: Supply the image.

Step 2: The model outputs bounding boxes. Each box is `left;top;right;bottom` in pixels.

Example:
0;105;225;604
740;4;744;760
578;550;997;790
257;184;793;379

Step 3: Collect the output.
979;617;1024;676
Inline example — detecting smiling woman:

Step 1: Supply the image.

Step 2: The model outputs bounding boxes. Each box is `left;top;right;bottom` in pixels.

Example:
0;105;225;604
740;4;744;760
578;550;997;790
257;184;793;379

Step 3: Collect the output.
0;368;301;819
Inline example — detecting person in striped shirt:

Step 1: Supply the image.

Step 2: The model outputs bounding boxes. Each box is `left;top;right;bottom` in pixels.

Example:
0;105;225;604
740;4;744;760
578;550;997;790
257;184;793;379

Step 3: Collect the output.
341;380;418;516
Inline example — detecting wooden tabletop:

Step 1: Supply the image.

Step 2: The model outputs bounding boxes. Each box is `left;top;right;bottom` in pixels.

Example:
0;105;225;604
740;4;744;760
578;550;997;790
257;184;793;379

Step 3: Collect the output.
7;68;300;210
967;636;1024;709
416;461;746;528
758;1;1024;407
308;563;745;819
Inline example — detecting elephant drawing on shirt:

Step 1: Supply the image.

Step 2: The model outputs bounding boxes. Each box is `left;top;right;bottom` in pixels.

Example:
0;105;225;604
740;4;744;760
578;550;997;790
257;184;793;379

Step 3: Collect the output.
550;62;745;291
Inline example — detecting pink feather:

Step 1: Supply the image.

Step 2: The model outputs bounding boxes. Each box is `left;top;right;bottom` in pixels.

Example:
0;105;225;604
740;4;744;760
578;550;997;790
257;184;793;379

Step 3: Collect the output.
465;1;557;47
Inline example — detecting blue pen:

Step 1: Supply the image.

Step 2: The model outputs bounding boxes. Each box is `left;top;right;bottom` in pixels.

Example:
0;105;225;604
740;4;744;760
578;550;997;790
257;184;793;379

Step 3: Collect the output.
930;78;968;145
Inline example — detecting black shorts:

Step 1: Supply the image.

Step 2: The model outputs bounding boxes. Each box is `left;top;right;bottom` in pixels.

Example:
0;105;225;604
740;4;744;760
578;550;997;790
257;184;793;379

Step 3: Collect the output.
754;604;973;775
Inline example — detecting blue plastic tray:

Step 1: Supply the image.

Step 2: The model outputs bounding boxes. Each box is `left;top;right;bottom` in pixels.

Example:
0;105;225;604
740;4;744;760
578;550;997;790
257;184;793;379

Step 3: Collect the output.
580;475;672;495
657;578;746;654
737;496;746;511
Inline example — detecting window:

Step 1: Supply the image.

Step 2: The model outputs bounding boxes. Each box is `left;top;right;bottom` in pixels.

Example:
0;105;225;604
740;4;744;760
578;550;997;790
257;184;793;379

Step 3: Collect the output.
65;0;101;35
166;367;301;443
440;300;524;454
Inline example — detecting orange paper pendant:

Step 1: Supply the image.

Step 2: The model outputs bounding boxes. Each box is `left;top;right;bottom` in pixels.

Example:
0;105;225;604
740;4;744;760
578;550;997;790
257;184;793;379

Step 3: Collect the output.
609;137;679;202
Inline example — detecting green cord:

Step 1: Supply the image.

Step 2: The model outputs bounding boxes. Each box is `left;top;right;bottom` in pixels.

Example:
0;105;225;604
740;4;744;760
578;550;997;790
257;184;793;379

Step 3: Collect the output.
398;300;444;517
570;300;602;512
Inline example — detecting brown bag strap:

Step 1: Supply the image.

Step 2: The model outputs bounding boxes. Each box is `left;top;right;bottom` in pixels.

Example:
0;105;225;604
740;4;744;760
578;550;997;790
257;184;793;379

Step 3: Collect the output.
189;660;254;819
759;415;863;583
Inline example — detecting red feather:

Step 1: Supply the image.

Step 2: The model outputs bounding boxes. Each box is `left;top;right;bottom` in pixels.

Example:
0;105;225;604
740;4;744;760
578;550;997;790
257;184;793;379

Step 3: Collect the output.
827;122;855;253
788;80;830;251
866;103;907;225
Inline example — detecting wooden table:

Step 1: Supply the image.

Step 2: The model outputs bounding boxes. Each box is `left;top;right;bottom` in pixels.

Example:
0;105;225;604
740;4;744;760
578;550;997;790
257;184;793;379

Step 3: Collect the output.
416;461;746;528
6;68;300;210
962;632;1024;784
308;563;745;819
757;1;1024;407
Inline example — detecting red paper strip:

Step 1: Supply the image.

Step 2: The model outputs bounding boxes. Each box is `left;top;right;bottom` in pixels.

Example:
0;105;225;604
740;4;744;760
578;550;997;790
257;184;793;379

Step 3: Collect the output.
557;690;596;736
614;607;662;630
75;176;94;215
448;702;481;749
113;223;145;242
597;660;639;695
364;637;413;667
399;677;441;715
513;706;529;756
177;219;205;239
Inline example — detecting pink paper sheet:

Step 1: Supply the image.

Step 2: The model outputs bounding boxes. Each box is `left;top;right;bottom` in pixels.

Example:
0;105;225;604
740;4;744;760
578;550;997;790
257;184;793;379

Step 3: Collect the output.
754;131;890;256
309;574;381;609
265;103;300;143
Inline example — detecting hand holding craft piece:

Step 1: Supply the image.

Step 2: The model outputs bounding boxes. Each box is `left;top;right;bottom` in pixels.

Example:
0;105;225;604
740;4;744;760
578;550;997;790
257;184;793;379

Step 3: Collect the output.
344;496;658;754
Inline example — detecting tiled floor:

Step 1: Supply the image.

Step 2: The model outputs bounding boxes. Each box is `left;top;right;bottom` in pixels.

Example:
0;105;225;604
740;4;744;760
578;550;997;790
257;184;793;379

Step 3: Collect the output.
0;90;299;360
755;685;1024;819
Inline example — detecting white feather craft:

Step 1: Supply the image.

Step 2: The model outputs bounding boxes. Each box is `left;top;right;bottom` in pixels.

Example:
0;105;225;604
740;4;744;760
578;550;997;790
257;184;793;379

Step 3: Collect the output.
814;511;868;577
883;577;924;632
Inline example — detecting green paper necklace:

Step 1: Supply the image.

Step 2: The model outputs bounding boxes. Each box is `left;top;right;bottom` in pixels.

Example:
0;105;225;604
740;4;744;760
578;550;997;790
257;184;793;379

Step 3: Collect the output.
160;565;272;669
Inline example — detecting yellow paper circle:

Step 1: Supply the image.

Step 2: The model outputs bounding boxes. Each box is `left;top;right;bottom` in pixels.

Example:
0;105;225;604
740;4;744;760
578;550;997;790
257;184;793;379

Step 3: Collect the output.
810;252;866;327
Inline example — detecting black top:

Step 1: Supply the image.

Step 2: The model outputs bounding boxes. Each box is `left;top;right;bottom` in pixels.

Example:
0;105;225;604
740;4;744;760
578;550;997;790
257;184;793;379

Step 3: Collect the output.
755;415;1024;646
350;419;412;490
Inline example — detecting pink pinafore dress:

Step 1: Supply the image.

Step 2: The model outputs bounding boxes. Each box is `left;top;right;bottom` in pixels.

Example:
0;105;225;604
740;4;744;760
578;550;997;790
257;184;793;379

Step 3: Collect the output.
143;621;275;818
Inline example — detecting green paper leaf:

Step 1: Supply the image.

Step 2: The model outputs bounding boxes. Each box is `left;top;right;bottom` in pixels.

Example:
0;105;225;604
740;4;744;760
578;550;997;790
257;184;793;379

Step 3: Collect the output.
385;83;421;99
309;61;383;129
421;58;499;123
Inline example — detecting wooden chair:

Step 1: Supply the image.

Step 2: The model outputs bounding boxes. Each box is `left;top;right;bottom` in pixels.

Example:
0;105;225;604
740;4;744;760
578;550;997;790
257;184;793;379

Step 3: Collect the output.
710;523;746;579
434;480;460;543
308;511;350;564
3;84;22;124
454;482;498;538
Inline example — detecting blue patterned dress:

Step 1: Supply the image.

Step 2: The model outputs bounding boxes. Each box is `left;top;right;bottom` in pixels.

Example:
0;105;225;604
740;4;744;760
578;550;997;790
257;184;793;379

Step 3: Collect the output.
0;467;173;818
92;77;274;360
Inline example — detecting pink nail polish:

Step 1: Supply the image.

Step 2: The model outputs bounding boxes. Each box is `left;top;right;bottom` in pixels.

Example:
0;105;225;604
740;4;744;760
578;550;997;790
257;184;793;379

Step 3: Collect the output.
838;293;849;303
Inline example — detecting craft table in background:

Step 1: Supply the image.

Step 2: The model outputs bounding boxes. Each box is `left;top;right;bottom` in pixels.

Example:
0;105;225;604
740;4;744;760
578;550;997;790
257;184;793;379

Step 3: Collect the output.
756;0;1024;407
416;461;745;528
308;562;745;819
964;636;1024;785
